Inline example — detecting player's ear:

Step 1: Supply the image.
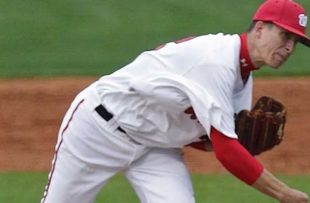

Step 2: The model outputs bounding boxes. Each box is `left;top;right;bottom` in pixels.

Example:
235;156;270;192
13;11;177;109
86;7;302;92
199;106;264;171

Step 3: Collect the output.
253;21;265;39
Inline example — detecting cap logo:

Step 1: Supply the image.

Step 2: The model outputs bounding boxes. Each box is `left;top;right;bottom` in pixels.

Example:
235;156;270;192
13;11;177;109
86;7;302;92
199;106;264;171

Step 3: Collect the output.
299;14;308;27
240;58;248;67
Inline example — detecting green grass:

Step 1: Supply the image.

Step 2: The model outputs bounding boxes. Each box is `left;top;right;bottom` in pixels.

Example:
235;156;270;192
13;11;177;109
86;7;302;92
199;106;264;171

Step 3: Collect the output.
0;0;309;78
0;172;309;203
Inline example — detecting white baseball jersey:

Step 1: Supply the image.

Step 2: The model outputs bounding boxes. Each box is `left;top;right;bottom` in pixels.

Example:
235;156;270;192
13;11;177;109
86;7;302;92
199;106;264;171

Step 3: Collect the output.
42;33;254;203
95;33;253;148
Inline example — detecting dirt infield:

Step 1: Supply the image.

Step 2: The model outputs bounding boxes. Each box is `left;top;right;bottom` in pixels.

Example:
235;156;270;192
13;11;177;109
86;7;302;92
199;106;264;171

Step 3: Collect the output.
0;77;309;174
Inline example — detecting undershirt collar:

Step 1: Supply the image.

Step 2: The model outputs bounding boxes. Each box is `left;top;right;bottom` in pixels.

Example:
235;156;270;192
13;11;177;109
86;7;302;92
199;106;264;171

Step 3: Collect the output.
239;33;255;84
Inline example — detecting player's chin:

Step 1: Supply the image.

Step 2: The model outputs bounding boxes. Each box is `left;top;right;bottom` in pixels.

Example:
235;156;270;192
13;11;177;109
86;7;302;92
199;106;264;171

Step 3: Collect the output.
268;58;287;69
269;54;290;69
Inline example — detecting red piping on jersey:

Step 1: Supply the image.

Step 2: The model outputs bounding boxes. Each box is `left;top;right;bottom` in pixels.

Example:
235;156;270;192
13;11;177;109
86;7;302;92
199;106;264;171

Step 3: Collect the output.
210;127;263;185
239;33;256;84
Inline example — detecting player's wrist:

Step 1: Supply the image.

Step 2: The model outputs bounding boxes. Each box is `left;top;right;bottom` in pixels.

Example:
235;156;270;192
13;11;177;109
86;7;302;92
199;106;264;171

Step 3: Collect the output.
252;169;288;200
274;185;291;202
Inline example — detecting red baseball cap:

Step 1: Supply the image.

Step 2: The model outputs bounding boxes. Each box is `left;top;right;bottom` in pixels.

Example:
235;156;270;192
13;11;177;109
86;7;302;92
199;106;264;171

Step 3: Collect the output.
253;0;310;47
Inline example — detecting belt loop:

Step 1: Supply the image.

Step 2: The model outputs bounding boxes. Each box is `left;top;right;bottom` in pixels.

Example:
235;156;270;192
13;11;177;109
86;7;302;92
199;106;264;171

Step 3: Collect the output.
95;105;113;122
95;104;127;134
95;104;142;145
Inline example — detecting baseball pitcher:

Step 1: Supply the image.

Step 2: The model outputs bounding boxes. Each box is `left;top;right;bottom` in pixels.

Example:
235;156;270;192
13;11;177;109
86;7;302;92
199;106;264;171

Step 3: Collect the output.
41;0;309;202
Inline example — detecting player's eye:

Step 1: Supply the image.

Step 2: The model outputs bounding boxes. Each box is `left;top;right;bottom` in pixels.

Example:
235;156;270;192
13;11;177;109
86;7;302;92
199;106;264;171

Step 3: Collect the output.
281;31;297;42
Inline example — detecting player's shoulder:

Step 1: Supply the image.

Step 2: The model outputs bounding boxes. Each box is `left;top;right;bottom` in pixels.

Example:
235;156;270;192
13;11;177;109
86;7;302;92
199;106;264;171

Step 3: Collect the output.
194;32;238;40
183;33;239;55
194;33;240;64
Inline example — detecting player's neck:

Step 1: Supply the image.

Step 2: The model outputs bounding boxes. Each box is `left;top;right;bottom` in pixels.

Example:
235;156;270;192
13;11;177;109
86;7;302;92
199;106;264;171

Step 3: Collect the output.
239;33;256;83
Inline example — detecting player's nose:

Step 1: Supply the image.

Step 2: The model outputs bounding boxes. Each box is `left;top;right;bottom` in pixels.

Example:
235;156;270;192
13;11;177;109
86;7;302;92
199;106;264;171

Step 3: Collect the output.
284;38;295;54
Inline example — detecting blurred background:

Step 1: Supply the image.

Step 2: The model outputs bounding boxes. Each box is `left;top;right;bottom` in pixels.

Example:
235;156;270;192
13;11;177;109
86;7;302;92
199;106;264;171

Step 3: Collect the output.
0;0;309;78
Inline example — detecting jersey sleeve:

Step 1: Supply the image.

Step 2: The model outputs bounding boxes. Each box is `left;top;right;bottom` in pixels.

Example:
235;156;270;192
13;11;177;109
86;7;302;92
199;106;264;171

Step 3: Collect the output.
183;62;239;138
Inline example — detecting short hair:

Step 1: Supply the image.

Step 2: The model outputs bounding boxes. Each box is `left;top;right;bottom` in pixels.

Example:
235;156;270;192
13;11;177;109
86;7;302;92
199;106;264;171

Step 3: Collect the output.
247;21;274;32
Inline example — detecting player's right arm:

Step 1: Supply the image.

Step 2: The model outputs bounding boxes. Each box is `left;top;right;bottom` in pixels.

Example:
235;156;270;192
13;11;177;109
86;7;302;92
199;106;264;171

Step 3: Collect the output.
210;127;309;203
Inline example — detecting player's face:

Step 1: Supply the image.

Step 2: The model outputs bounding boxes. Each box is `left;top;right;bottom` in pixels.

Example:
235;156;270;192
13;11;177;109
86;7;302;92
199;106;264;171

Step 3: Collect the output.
258;23;297;68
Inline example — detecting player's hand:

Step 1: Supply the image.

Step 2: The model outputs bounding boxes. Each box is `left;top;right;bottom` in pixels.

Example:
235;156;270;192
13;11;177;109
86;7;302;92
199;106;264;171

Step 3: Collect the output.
279;188;309;203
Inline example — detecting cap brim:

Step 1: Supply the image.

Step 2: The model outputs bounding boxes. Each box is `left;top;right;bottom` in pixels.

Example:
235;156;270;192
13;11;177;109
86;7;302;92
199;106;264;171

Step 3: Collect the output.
298;36;310;47
273;22;310;47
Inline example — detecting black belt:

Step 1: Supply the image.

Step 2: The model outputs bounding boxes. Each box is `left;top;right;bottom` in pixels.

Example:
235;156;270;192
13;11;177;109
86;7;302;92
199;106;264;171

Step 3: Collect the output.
95;105;127;134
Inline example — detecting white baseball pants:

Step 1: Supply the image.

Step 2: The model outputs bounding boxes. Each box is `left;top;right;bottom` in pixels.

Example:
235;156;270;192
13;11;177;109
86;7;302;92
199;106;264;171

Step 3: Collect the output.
41;85;195;203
